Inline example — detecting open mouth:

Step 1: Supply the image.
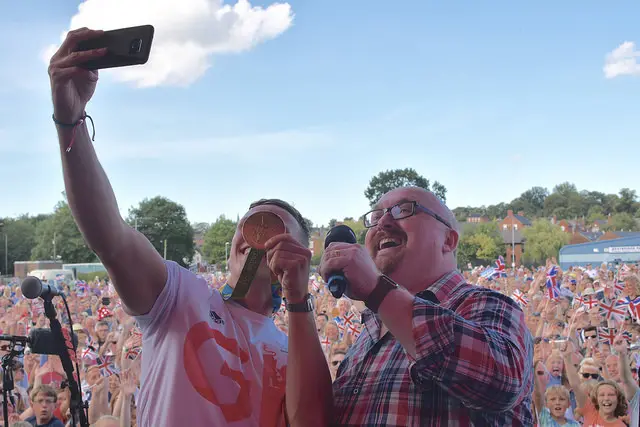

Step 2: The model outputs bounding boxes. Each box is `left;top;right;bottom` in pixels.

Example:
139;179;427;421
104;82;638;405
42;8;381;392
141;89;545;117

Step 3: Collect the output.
377;237;403;251
601;402;613;409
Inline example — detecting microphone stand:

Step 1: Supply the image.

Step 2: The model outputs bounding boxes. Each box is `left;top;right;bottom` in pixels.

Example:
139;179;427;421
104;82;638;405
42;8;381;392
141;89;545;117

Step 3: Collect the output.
1;341;22;427
42;295;89;427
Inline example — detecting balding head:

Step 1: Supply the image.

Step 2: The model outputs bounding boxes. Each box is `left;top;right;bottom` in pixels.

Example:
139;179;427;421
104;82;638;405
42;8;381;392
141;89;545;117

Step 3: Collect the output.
364;186;459;293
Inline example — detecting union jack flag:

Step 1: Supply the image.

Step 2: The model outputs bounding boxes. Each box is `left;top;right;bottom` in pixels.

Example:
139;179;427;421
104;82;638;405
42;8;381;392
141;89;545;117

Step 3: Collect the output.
621;330;633;343
511;290;528;308
545;266;560;300
599;298;627;321
81;347;98;361
582;295;599;310
342;313;355;327
626;296;640;321
598;327;616;345
347;323;361;337
124;346;141;361
573;295;584;307
480;267;496;279
614;280;625;295
494;256;507;278
97;358;119;377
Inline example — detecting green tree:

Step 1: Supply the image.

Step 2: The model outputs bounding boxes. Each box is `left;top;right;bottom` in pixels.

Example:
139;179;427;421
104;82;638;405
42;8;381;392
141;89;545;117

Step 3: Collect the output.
126;196;195;267
202;215;237;268
32;202;99;263
615;188;638;215
0;217;38;275
586;205;606;223
604;213;639;232
192;222;210;236
522;220;569;264
364;168;447;206
311;252;323;266
456;222;504;268
510;186;549;218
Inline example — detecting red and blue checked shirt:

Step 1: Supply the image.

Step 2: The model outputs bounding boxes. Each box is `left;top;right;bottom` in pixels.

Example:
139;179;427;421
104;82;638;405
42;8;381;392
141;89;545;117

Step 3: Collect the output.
332;271;534;426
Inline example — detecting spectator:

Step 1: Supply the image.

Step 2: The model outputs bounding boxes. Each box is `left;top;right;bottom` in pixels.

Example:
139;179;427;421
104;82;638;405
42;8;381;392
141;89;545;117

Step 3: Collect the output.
25;385;64;427
319;187;533;425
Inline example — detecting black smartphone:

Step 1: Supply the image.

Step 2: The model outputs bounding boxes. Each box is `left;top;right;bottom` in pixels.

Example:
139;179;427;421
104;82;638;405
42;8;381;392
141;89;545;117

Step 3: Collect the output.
102;297;111;306
75;25;154;70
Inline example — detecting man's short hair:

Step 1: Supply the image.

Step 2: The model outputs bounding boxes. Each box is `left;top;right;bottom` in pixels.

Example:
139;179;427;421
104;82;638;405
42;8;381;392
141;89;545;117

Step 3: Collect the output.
95;321;110;330
30;384;57;402
249;199;310;245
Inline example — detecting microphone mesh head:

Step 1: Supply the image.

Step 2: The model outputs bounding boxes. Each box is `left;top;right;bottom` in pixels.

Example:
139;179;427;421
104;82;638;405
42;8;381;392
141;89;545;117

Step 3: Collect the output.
324;225;357;248
21;276;43;299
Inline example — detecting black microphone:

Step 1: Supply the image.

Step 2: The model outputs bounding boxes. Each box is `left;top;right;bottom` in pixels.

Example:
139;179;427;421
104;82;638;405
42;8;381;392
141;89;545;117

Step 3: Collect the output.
324;225;358;298
21;276;63;300
0;329;78;355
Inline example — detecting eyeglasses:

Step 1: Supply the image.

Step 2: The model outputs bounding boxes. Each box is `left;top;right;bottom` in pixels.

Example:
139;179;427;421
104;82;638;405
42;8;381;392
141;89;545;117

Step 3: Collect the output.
363;201;452;229
534;337;550;345
581;373;599;380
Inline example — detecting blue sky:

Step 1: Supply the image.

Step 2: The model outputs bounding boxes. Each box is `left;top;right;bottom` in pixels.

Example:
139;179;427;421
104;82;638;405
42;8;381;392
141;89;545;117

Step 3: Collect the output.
1;0;639;227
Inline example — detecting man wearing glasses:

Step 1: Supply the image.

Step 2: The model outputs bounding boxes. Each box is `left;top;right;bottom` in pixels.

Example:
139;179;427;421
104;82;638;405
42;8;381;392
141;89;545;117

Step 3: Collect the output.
319;186;533;426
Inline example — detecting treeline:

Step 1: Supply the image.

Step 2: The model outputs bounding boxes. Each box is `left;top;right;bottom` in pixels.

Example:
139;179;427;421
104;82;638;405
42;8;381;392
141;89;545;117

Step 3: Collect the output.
453;183;639;223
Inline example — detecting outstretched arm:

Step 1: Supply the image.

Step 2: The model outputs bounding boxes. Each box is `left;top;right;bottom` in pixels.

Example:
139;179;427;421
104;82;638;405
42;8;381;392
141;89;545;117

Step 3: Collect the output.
49;28;166;315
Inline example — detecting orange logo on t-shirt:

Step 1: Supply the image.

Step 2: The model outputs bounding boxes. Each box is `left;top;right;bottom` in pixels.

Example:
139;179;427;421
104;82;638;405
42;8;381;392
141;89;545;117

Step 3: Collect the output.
183;321;252;422
183;321;287;425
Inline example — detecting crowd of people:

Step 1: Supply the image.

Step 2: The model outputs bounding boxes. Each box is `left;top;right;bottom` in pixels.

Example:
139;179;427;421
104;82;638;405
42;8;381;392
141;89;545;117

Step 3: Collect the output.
0;258;637;426
11;26;632;426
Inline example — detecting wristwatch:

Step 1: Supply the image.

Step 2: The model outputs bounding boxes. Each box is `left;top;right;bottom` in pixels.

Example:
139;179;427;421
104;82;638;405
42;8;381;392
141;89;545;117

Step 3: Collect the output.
365;275;399;313
285;293;314;312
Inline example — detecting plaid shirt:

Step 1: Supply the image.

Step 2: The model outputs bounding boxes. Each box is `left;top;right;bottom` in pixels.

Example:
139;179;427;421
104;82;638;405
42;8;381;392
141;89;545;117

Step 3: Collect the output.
332;271;533;426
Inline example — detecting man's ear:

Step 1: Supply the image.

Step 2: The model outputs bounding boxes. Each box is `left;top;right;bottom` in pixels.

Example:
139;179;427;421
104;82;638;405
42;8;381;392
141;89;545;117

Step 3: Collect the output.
444;229;459;254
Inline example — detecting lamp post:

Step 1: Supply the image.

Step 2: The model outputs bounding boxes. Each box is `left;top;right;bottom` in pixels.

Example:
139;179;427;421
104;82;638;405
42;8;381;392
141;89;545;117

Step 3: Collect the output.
224;242;230;271
0;222;6;276
511;216;516;267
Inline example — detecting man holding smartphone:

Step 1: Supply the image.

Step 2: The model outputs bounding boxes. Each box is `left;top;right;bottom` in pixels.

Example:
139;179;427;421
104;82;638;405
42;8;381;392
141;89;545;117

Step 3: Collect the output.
47;28;331;426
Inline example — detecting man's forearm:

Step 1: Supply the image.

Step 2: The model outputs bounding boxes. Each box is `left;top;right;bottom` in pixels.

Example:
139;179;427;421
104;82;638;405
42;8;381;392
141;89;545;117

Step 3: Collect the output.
380;289;531;411
377;287;418;357
286;311;332;427
57;123;126;257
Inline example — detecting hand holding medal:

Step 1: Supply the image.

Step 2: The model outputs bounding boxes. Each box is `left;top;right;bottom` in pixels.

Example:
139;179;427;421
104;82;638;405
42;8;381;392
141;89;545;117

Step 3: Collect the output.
230;211;286;299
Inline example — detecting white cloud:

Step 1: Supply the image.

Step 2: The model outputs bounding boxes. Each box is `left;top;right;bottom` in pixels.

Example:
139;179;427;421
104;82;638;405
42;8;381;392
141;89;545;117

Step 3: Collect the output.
604;41;640;79
43;0;293;87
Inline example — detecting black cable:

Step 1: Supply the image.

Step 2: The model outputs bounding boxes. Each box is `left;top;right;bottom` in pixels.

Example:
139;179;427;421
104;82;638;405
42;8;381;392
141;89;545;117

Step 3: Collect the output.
62;293;88;425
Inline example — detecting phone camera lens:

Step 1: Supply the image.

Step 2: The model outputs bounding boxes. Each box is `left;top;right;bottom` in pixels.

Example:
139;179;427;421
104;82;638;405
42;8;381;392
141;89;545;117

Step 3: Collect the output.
129;39;143;54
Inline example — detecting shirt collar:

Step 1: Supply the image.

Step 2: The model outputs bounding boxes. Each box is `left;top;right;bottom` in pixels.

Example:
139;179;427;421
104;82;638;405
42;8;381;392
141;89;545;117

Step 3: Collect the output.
420;270;467;304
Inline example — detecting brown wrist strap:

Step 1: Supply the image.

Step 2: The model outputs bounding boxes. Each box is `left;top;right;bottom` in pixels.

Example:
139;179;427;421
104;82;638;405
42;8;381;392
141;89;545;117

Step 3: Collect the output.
365;275;398;313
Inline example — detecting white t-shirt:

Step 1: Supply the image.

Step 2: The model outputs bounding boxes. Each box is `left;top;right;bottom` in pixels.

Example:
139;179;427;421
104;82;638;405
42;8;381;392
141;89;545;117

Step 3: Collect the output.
630;389;639;427
135;261;289;426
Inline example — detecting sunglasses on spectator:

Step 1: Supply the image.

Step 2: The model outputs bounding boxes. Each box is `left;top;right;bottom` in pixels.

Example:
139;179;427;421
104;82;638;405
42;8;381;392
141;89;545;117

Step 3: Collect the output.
581;373;599;379
331;360;342;367
534;337;550;345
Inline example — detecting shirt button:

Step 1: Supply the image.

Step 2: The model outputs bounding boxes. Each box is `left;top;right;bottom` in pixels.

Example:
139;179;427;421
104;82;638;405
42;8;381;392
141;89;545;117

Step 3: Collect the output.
353;388;359;395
